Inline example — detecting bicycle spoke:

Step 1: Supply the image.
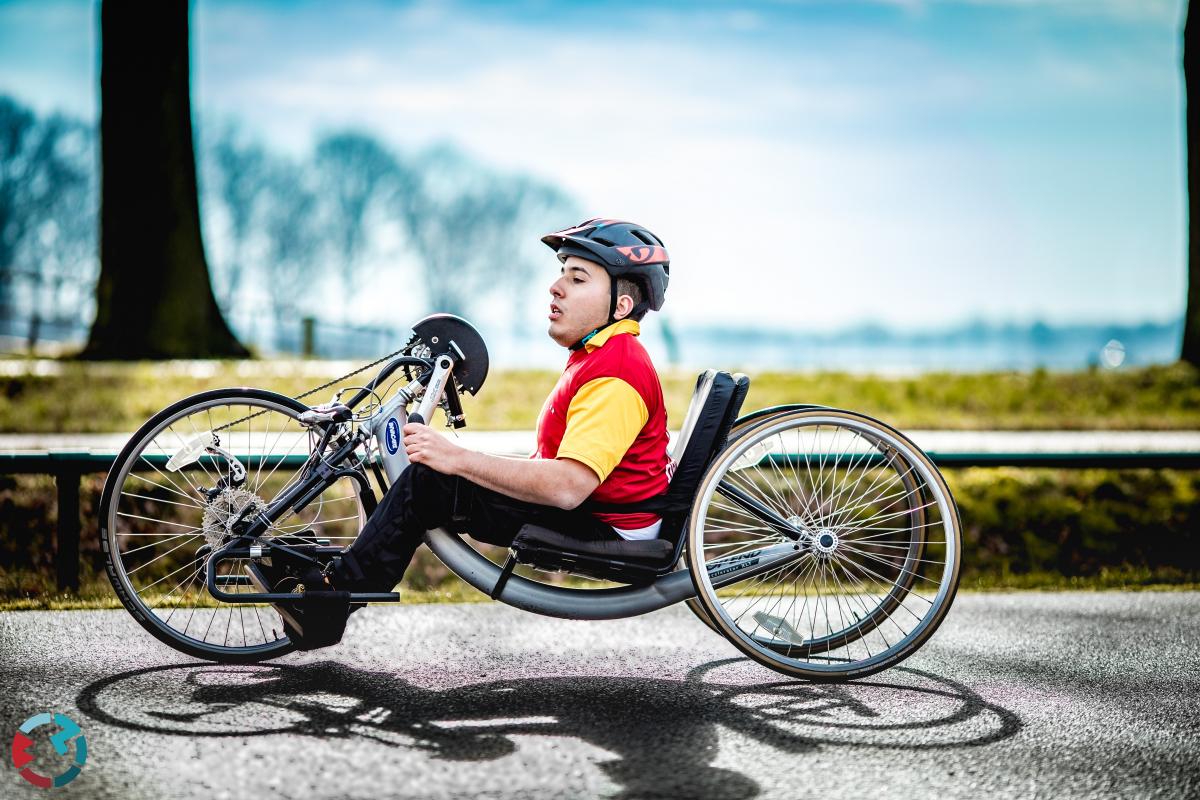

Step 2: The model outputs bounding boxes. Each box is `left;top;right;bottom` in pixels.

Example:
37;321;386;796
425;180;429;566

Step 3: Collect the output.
825;447;910;532
120;490;205;510
152;436;206;496
835;499;939;537
116;512;202;532
824;466;923;531
127;534;204;575
119;531;196;557
136;455;196;502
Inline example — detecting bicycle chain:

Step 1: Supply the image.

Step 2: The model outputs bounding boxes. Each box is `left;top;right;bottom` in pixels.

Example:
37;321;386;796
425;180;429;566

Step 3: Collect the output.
211;346;410;433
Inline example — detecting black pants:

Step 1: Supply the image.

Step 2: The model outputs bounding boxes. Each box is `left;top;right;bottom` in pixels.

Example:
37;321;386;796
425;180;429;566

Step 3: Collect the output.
330;463;622;593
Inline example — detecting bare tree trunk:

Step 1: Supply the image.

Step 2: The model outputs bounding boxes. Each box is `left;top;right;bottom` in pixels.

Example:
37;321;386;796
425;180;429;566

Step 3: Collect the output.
1183;1;1200;365
83;0;247;359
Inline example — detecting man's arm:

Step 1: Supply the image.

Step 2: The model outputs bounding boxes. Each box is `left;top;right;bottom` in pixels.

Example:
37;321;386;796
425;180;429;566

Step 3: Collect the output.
401;422;599;509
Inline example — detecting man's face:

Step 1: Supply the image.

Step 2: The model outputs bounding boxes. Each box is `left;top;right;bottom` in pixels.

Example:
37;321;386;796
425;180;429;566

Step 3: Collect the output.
547;255;613;347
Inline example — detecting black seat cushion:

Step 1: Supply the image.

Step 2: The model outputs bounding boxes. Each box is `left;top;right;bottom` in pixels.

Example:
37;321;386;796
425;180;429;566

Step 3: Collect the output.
513;524;673;565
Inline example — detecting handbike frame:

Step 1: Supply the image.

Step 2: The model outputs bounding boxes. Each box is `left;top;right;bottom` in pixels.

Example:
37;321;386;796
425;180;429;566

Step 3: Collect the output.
201;352;811;619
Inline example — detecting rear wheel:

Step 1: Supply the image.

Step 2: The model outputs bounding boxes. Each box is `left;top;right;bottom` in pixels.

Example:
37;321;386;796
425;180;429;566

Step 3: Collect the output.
685;408;961;681
99;389;369;662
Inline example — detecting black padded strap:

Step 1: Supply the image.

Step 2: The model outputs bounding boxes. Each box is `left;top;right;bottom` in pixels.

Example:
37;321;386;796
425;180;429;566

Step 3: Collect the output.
513;523;673;563
579;492;691;515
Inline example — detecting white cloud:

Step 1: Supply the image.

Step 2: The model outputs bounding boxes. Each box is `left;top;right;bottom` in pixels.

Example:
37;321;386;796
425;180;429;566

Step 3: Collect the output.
0;0;1183;331
195;1;1182;327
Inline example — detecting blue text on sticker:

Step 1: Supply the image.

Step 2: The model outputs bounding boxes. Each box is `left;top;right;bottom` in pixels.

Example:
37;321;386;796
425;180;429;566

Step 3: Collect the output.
385;417;401;455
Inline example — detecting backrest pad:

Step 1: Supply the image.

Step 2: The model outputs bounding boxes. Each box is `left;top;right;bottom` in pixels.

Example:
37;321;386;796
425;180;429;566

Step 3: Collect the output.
666;370;750;502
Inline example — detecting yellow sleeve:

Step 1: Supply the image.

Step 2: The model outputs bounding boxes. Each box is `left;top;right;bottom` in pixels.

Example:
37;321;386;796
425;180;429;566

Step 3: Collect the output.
556;377;649;482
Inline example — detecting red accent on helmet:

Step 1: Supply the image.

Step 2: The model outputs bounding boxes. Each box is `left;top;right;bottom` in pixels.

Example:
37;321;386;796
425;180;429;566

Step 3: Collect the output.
615;245;668;265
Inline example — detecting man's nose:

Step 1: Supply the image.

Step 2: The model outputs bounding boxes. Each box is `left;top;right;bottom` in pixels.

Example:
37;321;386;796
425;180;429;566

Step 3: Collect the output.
549;279;564;297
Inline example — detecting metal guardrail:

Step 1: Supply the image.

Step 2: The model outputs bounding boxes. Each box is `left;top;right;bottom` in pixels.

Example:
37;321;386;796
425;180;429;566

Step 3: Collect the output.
4;449;1199;591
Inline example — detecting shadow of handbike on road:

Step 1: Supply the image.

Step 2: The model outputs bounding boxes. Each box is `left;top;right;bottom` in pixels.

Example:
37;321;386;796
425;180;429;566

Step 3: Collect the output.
77;659;1022;799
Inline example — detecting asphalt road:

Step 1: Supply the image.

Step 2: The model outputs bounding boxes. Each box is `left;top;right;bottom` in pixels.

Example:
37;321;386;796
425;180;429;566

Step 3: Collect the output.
1;592;1198;800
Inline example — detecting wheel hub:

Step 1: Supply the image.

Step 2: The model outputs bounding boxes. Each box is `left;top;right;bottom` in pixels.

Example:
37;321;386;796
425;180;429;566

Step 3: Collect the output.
811;528;840;557
201;487;267;548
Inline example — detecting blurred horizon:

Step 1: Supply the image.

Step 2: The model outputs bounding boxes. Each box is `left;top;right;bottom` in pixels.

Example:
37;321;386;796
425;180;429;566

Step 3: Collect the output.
0;0;1189;369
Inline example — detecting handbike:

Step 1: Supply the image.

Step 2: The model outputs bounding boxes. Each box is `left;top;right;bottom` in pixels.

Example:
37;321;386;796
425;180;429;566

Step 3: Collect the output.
99;314;962;681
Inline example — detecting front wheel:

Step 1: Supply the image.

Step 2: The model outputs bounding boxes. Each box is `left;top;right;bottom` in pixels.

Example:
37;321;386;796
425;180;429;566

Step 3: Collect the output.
685;408;961;681
99;389;369;663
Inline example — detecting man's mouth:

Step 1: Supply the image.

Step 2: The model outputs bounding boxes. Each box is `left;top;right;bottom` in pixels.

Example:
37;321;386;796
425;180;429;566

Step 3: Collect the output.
549;303;563;321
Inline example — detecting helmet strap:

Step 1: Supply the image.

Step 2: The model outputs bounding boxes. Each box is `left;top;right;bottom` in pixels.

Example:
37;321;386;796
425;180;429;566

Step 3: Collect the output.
569;327;601;351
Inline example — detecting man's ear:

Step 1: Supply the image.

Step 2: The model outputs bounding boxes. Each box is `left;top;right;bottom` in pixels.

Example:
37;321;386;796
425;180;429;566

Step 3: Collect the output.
613;293;635;321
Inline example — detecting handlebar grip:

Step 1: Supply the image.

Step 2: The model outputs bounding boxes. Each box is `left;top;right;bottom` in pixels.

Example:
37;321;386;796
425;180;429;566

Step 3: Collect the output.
407;412;425;425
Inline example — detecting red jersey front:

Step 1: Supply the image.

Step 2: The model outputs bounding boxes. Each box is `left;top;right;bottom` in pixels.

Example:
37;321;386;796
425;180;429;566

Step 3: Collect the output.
533;319;670;531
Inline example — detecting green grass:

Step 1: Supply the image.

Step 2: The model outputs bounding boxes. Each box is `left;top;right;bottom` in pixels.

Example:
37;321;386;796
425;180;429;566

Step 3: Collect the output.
2;359;1199;610
1;359;1199;432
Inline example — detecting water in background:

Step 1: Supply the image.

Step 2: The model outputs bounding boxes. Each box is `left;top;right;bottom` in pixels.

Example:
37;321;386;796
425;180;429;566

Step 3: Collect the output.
0;311;1183;373
492;318;1183;373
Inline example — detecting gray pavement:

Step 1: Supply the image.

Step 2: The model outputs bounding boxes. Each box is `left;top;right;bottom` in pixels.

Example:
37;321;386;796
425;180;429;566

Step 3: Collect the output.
1;592;1198;799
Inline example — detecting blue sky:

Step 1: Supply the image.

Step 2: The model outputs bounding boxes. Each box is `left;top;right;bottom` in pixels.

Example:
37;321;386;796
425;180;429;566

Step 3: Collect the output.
0;0;1187;332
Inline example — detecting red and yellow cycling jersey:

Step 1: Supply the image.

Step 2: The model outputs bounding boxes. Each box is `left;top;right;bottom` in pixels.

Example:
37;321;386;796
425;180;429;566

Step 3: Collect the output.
534;319;670;531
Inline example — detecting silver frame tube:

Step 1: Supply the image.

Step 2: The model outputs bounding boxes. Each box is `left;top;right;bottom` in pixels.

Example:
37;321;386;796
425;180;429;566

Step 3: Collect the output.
411;355;454;424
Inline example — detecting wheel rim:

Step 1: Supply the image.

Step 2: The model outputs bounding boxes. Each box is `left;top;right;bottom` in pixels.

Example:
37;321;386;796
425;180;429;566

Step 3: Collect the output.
689;412;959;678
106;396;367;656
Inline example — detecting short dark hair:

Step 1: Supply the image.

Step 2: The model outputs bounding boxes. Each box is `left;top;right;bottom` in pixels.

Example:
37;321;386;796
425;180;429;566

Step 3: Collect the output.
615;276;647;321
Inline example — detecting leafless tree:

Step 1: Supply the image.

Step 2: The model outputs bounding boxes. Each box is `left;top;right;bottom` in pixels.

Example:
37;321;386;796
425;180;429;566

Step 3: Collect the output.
260;156;322;347
0;96;97;338
202;121;270;315
392;144;575;321
313;132;406;316
193;126;577;344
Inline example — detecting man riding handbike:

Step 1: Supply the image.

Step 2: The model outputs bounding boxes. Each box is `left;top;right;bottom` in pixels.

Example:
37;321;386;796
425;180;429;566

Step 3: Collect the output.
248;219;676;649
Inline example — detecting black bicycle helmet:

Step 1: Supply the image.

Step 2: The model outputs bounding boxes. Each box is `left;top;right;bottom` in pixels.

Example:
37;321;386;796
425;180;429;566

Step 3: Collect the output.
541;218;670;321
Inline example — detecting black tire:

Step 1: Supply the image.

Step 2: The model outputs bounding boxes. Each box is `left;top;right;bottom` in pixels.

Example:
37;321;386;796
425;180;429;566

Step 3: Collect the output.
99;388;367;663
685;408;961;681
